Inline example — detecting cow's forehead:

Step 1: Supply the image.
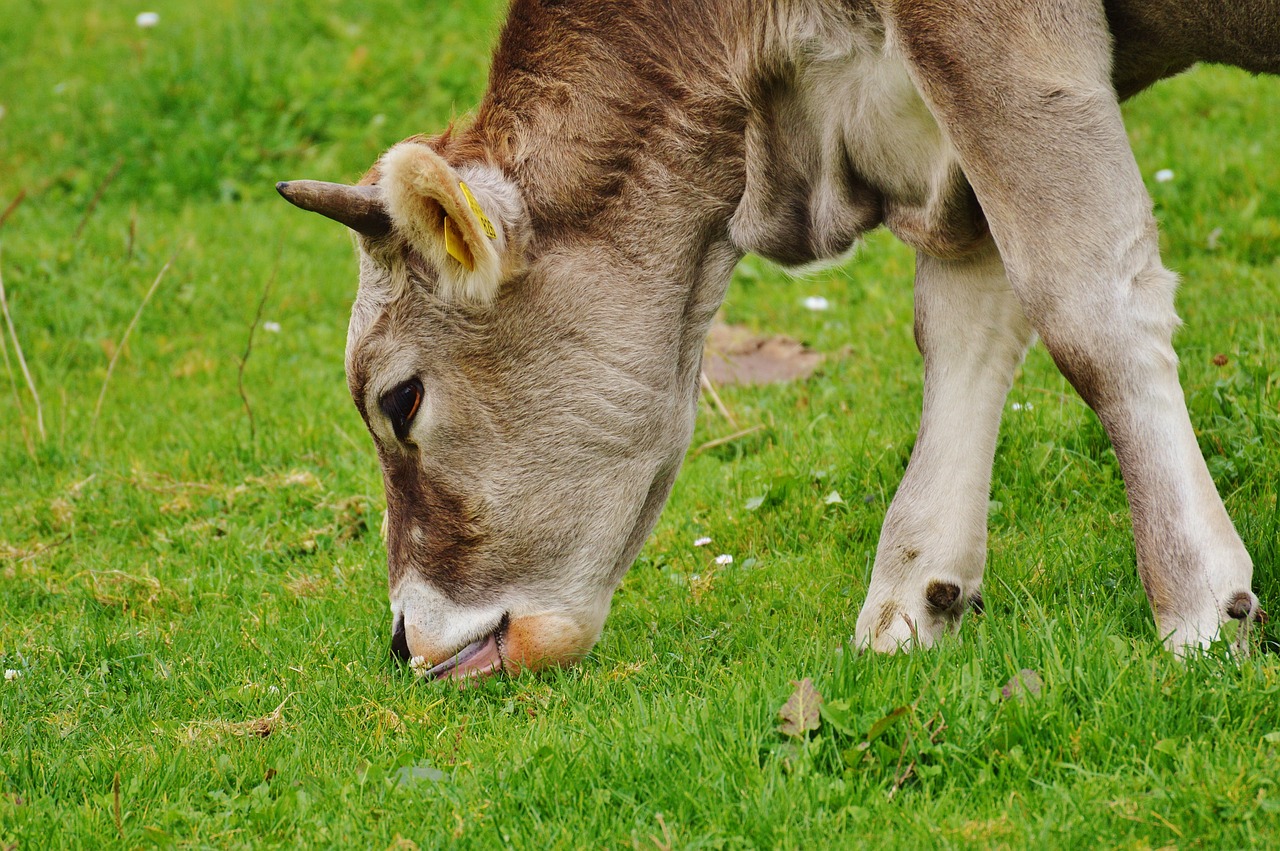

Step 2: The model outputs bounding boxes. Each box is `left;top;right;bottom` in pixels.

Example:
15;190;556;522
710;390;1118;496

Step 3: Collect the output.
346;249;395;358
346;250;429;408
346;251;499;405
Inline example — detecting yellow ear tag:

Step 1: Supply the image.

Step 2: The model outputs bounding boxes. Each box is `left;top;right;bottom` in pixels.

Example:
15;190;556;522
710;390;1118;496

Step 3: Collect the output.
458;181;497;239
442;215;475;271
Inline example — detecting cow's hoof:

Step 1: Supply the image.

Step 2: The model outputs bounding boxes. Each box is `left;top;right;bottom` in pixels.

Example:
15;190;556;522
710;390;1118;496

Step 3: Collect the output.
1226;591;1264;623
1161;590;1264;658
854;580;977;653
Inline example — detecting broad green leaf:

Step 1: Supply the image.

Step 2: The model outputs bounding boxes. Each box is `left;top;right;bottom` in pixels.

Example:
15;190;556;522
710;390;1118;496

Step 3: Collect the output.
393;763;446;786
866;705;910;742
819;698;858;737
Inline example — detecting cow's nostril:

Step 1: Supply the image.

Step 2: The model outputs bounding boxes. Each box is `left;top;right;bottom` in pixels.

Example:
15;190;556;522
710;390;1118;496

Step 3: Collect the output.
390;614;411;663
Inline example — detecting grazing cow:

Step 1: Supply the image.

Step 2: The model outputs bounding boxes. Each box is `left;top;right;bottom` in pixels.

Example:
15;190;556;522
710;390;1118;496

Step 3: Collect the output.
278;0;1277;677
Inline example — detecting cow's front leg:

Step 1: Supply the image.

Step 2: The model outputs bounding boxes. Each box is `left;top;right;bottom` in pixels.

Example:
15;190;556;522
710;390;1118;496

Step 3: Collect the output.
856;244;1033;652
884;0;1260;653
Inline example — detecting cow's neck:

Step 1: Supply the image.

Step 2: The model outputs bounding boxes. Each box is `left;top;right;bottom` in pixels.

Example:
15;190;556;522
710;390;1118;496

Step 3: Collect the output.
468;0;753;236
445;2;768;385
445;1;975;393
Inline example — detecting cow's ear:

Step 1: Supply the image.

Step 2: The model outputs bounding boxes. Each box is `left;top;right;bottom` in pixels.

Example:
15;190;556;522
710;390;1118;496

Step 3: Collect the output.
379;141;525;305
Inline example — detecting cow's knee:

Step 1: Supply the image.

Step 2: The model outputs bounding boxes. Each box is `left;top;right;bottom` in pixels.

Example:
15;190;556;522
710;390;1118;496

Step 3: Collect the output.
1029;260;1182;413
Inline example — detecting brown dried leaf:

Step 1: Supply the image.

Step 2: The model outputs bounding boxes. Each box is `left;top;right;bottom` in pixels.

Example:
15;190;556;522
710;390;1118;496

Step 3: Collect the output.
1000;669;1043;701
777;677;823;738
703;322;822;386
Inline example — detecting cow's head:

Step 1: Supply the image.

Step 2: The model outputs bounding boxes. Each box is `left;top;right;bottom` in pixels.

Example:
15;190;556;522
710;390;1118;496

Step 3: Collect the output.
279;139;723;679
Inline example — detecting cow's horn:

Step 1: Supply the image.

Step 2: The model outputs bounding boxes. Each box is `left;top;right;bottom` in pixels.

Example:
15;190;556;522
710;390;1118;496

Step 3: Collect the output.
275;180;392;237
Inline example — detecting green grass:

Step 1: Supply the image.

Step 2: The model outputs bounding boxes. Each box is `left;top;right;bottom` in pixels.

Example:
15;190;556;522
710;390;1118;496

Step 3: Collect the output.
2;1;1279;847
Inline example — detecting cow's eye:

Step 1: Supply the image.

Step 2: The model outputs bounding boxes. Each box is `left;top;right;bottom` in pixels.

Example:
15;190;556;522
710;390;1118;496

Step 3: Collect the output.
379;378;423;440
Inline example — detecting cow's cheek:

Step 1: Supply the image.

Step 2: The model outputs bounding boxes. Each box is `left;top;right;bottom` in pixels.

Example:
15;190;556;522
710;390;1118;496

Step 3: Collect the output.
501;614;599;673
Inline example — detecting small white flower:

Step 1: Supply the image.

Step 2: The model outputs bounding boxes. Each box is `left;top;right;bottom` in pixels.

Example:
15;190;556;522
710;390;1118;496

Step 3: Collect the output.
136;12;160;28
408;655;428;672
1011;402;1022;411
268;685;279;694
803;296;830;311
693;536;712;547
714;553;733;566
263;321;281;333
1155;169;1174;183
4;669;20;681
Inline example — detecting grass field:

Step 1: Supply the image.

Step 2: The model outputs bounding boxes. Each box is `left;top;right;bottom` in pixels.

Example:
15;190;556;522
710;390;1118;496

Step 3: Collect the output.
2;1;1279;847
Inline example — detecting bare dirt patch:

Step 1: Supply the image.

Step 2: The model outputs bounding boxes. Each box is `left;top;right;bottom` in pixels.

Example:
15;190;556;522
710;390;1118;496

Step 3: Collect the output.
702;322;823;386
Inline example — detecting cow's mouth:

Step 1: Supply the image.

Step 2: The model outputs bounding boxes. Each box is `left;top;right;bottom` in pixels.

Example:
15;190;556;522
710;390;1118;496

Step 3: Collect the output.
408;612;510;680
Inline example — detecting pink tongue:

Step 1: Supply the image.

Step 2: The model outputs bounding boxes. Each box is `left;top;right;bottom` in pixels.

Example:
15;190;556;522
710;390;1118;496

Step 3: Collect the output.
425;632;501;679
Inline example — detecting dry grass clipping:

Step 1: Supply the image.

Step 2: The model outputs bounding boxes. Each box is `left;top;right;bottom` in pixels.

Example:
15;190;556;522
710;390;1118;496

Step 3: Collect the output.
182;693;294;743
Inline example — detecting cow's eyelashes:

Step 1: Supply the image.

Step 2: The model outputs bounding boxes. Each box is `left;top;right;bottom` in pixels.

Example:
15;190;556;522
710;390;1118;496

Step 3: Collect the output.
379;378;423;441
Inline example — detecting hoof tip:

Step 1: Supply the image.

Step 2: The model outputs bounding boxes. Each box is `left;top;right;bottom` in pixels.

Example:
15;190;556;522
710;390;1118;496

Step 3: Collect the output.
925;581;961;613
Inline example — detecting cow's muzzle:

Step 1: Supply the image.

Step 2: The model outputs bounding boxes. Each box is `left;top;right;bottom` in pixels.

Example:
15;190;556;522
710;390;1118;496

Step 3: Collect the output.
392;611;510;680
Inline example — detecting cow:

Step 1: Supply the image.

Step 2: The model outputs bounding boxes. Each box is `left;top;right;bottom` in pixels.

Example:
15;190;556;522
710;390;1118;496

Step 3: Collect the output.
277;0;1278;678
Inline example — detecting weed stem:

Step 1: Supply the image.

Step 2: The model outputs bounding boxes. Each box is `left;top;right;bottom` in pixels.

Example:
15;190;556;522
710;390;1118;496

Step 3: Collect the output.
75;158;124;240
90;249;179;437
237;246;281;449
0;242;45;443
